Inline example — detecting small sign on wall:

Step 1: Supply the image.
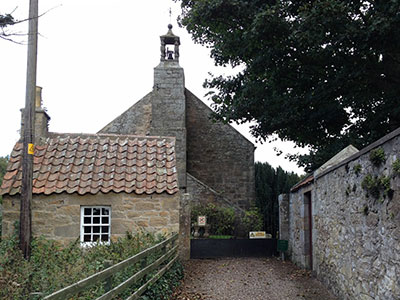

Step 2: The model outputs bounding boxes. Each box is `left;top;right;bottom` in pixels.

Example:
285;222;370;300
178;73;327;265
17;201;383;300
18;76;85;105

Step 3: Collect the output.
249;231;269;239
277;240;289;252
198;216;207;226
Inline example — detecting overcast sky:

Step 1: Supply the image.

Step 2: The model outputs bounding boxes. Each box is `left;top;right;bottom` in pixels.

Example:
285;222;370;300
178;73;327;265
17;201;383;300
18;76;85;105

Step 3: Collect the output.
0;0;307;174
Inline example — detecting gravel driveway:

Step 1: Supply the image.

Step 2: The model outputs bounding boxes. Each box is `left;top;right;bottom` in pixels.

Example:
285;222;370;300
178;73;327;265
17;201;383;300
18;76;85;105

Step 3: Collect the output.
172;257;339;300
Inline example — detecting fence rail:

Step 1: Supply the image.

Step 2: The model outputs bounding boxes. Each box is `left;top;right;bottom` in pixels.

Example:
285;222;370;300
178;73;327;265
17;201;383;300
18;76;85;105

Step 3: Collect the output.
43;233;179;300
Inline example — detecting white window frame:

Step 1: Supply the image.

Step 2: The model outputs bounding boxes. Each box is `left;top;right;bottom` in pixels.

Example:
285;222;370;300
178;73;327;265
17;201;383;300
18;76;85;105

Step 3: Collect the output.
80;206;111;246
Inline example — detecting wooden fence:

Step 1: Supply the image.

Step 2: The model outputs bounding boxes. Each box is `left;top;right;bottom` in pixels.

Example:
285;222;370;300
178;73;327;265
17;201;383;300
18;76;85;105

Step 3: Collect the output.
42;233;178;300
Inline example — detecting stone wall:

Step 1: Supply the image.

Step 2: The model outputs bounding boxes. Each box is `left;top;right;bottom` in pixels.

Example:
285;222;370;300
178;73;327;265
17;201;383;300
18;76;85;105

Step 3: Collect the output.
285;128;400;300
186;89;255;209
150;62;187;188
278;194;290;258
187;173;244;212
2;191;180;245
100;62;187;189
100;92;153;136
284;185;313;269
99;61;255;209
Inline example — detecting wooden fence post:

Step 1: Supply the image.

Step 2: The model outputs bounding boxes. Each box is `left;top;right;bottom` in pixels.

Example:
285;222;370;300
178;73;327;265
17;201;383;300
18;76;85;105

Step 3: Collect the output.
140;255;148;286
104;260;113;292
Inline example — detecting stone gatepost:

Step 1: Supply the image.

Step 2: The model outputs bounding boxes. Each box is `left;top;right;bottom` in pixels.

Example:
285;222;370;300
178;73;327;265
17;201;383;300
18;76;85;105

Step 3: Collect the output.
179;193;191;261
278;194;290;257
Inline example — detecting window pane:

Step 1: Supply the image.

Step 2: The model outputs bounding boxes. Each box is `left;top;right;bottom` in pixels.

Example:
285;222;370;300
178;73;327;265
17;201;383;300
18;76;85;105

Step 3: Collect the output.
81;206;111;244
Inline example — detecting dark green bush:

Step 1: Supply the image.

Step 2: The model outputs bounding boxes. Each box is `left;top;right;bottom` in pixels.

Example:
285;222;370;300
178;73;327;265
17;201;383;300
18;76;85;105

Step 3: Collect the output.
191;203;264;237
393;159;400;176
191;203;236;235
241;207;263;233
141;260;184;300
361;174;392;200
353;164;362;175
369;148;386;166
0;232;181;300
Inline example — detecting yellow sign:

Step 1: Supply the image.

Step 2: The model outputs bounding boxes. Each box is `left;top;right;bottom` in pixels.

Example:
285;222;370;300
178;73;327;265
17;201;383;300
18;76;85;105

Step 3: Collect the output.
28;143;35;155
249;231;267;239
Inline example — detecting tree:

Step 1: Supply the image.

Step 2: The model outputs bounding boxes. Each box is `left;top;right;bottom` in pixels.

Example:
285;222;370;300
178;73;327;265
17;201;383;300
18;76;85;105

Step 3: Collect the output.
255;162;300;238
0;13;14;27
176;0;400;171
0;12;16;42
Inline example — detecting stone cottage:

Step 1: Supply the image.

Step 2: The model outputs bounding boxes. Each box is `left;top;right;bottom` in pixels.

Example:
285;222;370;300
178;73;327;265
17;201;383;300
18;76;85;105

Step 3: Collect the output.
0;25;255;246
1;130;180;245
280;129;400;299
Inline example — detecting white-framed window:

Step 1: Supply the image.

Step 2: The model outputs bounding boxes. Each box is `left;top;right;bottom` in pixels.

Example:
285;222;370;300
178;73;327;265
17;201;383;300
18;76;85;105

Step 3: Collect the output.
80;206;111;244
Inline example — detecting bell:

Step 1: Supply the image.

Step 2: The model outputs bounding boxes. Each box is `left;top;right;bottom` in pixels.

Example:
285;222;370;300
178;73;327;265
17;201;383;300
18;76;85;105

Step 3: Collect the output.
167;50;174;60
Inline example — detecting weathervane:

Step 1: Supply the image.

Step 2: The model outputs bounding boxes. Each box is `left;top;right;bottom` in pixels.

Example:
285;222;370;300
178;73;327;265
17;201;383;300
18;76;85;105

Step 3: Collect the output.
169;7;172;24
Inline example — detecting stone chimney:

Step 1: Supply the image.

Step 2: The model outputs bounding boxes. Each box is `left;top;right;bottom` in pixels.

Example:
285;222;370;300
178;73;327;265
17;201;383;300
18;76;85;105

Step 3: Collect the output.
20;86;50;144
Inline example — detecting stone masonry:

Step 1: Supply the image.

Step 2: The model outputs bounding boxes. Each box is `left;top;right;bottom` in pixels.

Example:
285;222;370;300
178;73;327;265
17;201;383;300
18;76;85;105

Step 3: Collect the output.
101;25;255;210
185;90;255;209
281;128;400;300
150;61;187;188
2;192;179;246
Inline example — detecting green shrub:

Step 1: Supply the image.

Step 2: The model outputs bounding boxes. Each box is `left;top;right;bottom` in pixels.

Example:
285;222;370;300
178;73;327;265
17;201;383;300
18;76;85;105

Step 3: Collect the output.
0;232;180;300
191;204;264;237
353;164;362;175
191;203;236;235
393;159;400;176
361;174;392;200
241;207;263;233
369;148;386;166
361;174;380;198
141;260;183;300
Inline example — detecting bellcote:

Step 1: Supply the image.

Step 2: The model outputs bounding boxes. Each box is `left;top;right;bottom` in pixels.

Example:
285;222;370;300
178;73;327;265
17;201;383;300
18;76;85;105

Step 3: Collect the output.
160;24;180;62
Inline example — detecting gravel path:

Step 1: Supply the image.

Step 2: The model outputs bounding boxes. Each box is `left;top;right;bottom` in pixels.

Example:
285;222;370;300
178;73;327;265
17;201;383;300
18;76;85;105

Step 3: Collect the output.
172;258;339;300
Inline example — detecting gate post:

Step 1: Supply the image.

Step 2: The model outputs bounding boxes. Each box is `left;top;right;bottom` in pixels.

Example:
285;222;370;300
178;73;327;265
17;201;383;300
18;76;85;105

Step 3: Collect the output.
278;194;290;259
179;193;191;261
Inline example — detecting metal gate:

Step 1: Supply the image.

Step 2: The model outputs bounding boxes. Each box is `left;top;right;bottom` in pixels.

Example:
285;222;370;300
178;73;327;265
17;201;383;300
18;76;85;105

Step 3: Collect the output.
190;239;278;259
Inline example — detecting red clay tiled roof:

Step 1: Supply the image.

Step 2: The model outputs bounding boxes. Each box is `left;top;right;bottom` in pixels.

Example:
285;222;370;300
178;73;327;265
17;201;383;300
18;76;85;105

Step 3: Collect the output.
290;174;314;193
0;134;178;196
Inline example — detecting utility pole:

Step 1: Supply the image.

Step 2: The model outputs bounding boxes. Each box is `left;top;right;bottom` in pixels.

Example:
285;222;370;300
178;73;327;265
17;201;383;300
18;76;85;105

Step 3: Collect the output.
20;0;39;259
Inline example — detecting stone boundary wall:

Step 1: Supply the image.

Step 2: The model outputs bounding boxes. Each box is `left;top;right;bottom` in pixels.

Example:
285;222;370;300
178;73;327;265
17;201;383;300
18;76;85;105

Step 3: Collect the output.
2;192;180;246
283;184;313;269
283;127;400;300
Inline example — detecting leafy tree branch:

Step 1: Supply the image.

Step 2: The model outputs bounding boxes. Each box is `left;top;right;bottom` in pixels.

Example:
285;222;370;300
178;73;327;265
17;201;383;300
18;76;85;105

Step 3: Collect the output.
176;0;400;172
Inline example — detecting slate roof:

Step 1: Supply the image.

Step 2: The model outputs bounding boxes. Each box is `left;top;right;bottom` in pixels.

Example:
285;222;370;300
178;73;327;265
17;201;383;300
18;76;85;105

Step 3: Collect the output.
0;134;178;196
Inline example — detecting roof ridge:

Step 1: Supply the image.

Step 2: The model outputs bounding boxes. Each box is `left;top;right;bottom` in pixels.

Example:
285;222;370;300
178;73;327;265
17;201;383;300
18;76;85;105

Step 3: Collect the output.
47;132;176;141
